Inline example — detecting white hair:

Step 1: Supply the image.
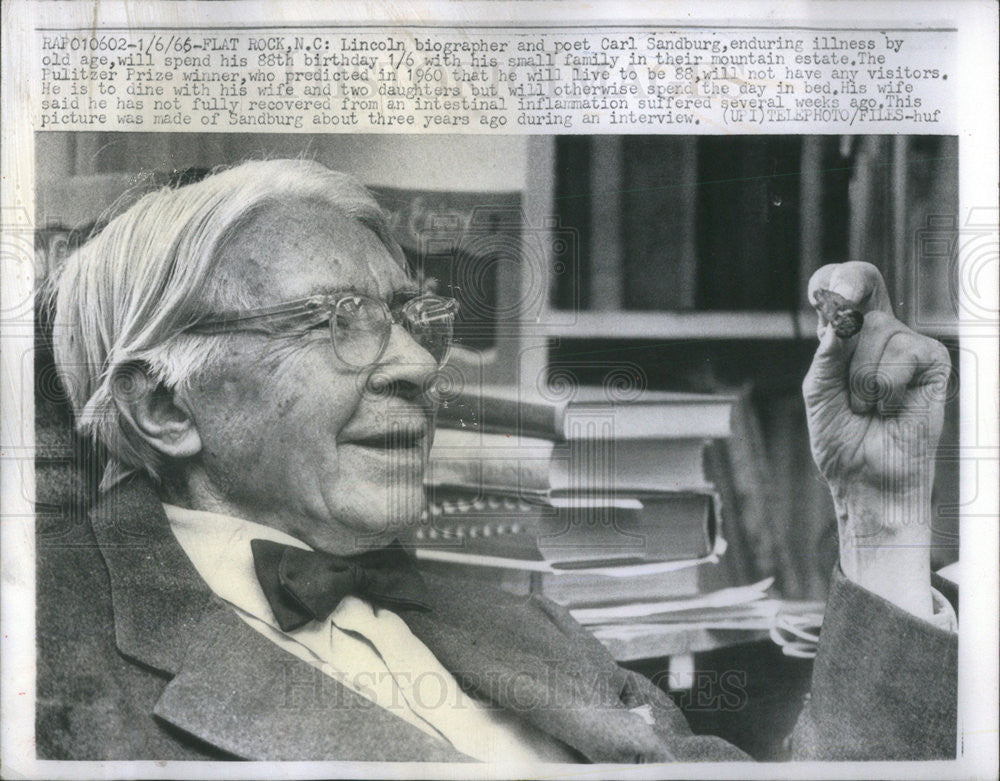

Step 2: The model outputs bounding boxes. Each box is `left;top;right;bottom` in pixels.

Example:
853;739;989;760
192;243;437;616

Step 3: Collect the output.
52;158;402;490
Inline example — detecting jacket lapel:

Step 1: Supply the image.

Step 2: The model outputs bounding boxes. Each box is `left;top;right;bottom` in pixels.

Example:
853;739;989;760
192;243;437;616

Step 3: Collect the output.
90;477;469;762
153;604;467;761
89;476;213;674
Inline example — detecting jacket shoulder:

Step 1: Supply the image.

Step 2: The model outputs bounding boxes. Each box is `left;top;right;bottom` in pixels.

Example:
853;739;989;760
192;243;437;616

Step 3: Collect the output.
35;510;214;760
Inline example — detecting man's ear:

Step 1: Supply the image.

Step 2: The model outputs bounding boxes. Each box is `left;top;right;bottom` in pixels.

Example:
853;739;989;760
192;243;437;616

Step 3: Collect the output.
111;362;202;459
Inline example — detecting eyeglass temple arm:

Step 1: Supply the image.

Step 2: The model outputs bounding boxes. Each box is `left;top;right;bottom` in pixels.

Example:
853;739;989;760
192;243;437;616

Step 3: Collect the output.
187;294;459;334
185;296;334;333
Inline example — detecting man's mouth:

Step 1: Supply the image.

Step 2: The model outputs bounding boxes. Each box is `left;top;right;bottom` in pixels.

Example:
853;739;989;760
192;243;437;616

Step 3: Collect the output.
348;429;427;449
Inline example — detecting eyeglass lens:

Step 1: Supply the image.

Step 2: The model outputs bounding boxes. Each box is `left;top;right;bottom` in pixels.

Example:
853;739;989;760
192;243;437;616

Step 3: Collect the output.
402;296;454;365
330;295;453;367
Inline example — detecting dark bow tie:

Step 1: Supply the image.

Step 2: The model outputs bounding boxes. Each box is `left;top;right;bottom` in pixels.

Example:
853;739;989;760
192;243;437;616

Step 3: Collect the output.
250;538;431;632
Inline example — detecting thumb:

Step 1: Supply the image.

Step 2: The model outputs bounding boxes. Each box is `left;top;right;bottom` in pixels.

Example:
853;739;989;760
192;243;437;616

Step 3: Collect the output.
804;261;888;408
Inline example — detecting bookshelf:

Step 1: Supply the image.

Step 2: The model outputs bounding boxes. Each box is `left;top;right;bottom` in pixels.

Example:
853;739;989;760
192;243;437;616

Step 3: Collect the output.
538;311;815;340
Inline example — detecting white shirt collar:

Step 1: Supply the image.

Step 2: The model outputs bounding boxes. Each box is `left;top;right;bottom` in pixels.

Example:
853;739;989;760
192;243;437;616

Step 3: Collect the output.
163;503;312;628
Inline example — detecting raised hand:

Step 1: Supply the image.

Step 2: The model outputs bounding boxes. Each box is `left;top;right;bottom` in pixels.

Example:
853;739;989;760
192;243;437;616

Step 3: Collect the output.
803;262;950;619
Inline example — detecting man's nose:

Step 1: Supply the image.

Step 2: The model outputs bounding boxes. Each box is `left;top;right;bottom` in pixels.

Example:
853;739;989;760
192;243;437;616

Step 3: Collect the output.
364;323;439;402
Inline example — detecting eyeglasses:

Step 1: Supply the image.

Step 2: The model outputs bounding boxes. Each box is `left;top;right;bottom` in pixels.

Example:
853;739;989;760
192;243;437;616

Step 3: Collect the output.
183;290;459;368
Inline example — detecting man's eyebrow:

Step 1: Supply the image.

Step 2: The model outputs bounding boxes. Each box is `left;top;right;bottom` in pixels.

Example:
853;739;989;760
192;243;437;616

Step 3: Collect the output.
393;284;421;296
300;285;420;305
389;286;423;305
303;285;366;298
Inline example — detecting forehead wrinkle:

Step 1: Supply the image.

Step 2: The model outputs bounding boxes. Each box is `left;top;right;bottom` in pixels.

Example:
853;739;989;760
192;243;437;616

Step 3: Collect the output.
350;223;412;301
216;197;413;308
300;202;407;300
319;252;380;299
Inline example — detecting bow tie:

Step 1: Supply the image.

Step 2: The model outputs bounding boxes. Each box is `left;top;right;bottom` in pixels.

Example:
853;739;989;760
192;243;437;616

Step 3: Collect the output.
250;538;431;632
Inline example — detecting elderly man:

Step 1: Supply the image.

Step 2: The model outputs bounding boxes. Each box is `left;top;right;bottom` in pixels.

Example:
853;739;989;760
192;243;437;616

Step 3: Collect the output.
39;158;956;763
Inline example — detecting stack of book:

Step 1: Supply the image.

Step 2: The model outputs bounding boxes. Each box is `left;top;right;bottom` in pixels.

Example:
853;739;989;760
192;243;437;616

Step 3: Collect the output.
406;385;741;616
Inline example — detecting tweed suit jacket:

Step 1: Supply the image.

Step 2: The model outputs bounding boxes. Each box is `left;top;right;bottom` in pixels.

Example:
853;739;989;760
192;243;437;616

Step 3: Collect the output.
36;476;958;762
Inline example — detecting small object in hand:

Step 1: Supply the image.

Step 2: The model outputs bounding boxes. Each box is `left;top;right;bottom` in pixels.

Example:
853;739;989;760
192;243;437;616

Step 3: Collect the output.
813;288;864;338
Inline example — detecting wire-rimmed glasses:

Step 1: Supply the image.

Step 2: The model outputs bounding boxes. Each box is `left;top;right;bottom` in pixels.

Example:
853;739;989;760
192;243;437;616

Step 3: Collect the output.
183;290;459;368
